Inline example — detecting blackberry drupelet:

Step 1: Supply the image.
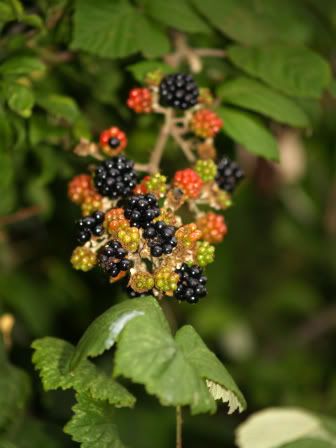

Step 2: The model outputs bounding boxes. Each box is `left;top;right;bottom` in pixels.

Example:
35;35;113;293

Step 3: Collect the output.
143;220;177;257
216;157;244;193
76;211;105;245
97;240;132;277
123;194;160;228
159;73;199;110
93;155;137;199
175;263;207;304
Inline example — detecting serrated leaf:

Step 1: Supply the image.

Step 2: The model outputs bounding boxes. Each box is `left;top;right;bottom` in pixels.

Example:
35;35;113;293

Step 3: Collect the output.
227;45;332;98
218;77;310;128
0;56;46;76
71;297;168;368
236;408;336;448
6;83;34;118
142;0;209;33
127;61;173;82
218;107;279;161
135;15;170;58
191;0;315;45
32;337;135;408
175;325;246;414
64;393;126;448
36;94;80;122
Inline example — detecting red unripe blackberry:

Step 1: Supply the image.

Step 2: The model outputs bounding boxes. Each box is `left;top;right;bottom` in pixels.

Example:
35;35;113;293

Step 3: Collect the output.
127;88;153;113
190;109;222;138
99;127;127;156
173;168;203;199
104;208;128;234
196;212;227;244
81;191;103;216
97;240;132;277
175;263;207;304
94;155;137;200
68;174;93;205
159;73;199;110
216;156;244;193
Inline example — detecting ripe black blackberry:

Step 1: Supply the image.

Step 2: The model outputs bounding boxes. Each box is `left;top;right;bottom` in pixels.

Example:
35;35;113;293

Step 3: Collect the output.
123;194;160;228
159;73;199;110
215;156;244;193
76;211;105;245
93;155;137;199
175;263;207;304
97;240;132;277
143;221;177;257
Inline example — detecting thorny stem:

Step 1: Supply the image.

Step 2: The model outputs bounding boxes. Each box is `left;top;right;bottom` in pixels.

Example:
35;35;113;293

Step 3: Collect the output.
176;406;183;448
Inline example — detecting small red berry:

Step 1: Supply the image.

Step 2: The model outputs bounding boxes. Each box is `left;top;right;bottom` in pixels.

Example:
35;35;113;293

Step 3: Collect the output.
127;88;153;114
99;127;127;156
81;191;103;216
104;208;129;234
190;109;223;139
196;212;227;244
173;168;203;199
68;174;93;205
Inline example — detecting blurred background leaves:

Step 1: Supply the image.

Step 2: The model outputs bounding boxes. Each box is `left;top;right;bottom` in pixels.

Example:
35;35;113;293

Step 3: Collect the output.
0;0;336;446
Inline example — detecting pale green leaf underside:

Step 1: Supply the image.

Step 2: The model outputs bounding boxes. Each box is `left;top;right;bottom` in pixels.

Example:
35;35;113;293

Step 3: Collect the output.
218;77;310;128
64;393;125;448
218;107;279;161
227;45;331;98
32;337;135;408
236;408;336;448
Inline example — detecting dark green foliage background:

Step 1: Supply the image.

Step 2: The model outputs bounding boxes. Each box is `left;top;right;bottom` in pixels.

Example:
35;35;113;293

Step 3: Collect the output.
1;0;336;446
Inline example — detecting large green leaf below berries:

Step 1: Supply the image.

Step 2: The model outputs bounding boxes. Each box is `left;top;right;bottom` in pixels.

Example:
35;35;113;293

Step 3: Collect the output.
32;337;135;408
71;297;246;415
218;107;279;161
64;393;126;448
218;77;310;128
227;44;332;98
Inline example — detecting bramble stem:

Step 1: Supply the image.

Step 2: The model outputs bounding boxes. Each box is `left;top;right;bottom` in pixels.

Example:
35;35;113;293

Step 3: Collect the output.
176;406;183;448
148;109;174;173
171;128;196;163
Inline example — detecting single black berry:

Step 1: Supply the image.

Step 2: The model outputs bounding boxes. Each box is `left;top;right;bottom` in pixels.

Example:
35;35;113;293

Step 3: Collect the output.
123;194;160;229
76;211;106;245
97;240;133;277
144;221;177;257
215;157;244;193
175;263;207;304
93;155;138;199
159;73;199;110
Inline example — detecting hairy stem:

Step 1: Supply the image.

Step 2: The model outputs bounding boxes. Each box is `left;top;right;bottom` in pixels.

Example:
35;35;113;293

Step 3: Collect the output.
176;406;183;448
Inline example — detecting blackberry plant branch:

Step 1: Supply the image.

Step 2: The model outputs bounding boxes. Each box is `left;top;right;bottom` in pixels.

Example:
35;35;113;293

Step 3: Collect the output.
176;406;183;448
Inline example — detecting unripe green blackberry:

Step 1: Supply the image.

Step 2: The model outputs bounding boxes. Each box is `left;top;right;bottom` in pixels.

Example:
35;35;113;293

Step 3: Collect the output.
129;272;154;293
146;173;167;198
194;159;217;182
154;267;179;295
117;226;140;252
71;247;97;271
195;241;215;267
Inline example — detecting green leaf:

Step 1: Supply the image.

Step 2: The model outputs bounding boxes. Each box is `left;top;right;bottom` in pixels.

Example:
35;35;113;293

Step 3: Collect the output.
6;83;34;118
71;297;168;368
32;337;135;408
64;393;126;448
135;15;170;58
72;0;139;59
142;0;210;33
218;77;310;128
227;45;332;98
0;343;31;430
218;107;279;160
0;56;46;76
236;408;336;448
191;0;315;45
127;61;173;82
36;94;80;122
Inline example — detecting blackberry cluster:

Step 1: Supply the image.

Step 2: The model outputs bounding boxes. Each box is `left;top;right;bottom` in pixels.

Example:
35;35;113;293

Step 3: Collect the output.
94;155;137;199
175;263;207;304
98;240;132;277
216;157;244;193
76;211;105;245
143;221;177;257
123;194;160;228
159;73;199;110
